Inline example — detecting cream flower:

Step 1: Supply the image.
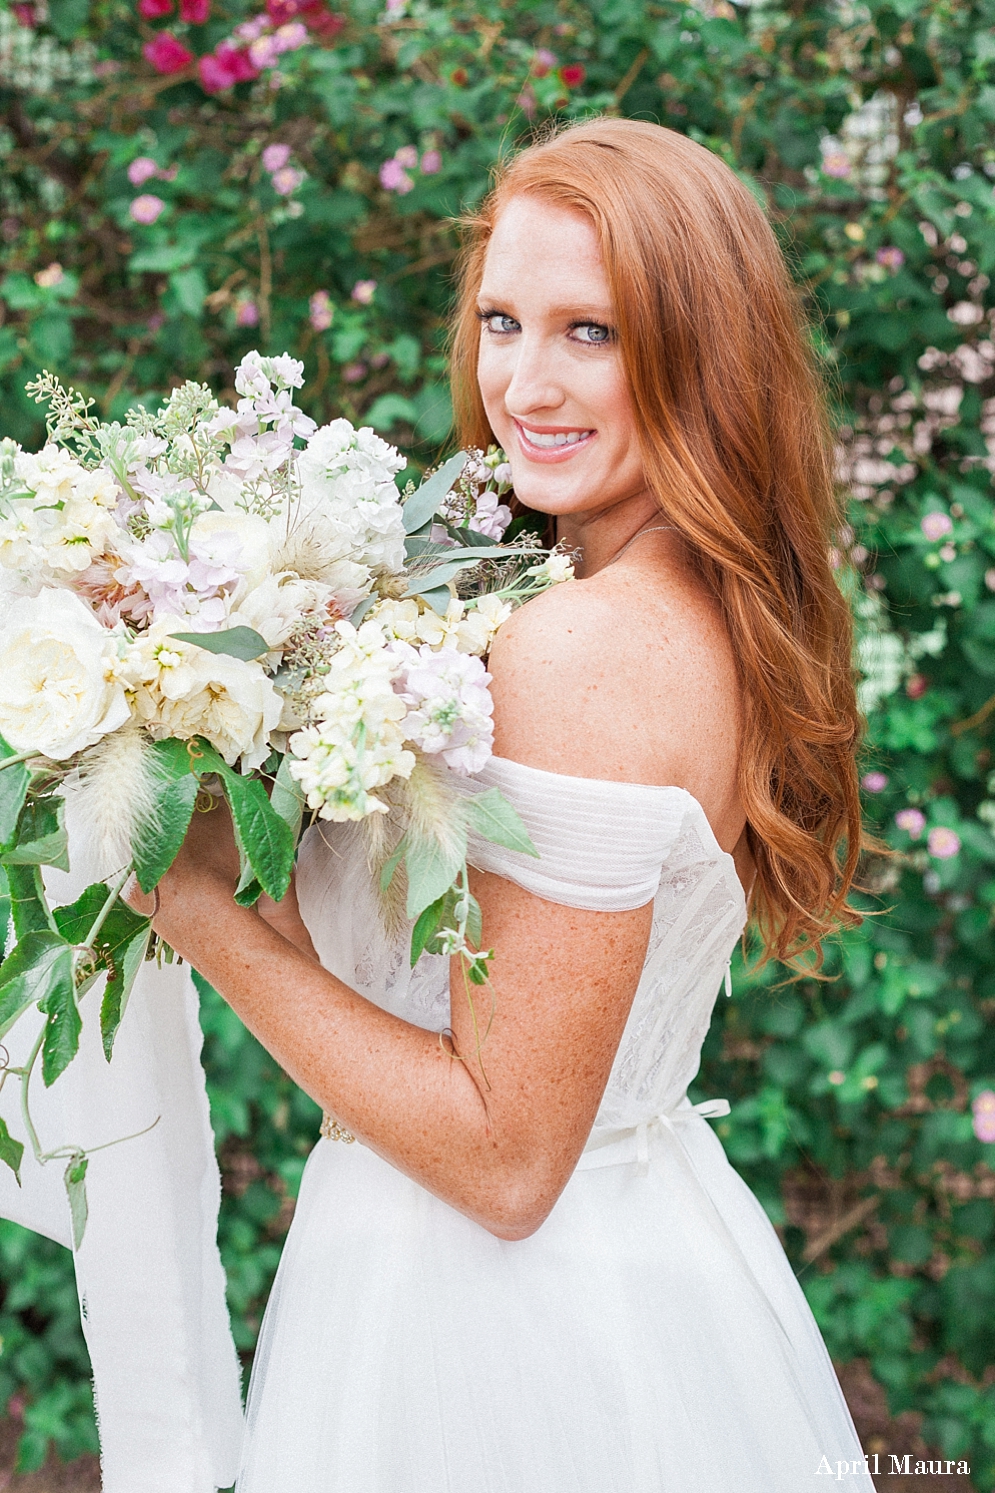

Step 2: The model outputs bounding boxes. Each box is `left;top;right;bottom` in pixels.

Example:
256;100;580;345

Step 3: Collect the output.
42;494;119;573
190;509;274;594
130;620;282;770
231;571;336;651
0;588;131;759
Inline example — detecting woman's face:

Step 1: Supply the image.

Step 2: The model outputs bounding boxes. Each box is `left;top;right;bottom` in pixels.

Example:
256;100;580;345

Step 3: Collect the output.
475;194;651;525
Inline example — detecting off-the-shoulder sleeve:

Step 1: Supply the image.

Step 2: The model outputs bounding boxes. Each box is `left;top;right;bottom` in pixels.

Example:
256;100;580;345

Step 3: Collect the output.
452;756;694;912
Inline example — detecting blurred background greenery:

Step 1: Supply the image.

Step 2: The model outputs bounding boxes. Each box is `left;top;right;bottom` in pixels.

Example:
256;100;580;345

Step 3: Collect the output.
1;0;995;1481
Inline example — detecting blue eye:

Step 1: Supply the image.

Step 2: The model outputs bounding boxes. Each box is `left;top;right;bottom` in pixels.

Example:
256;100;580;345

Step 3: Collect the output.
572;323;612;345
479;312;520;334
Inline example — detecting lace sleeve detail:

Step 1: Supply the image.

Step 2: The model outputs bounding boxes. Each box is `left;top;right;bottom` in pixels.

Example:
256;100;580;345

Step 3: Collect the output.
452;757;699;912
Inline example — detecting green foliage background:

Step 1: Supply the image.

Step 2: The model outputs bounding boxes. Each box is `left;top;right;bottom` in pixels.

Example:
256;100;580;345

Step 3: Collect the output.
2;0;995;1478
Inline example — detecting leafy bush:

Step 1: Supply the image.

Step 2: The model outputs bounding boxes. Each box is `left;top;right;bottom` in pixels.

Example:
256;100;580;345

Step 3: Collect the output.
2;0;995;1479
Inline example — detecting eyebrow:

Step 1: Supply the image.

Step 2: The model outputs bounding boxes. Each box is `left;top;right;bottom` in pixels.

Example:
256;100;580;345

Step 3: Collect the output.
475;295;615;320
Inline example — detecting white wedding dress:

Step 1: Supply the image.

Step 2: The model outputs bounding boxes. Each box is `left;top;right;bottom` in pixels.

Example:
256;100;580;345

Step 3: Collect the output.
237;757;874;1492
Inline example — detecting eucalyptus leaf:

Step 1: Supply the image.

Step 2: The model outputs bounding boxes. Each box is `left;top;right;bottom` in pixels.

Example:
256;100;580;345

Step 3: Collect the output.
404;825;467;922
419;586;456;616
401;451;468;535
64;1153;88;1250
3;795;69;872
403;557;482;597
0;1116;24;1186
132;739;199;894
347;595;377;627
0;931;72;1039
169;626;270;661
465;789;539;858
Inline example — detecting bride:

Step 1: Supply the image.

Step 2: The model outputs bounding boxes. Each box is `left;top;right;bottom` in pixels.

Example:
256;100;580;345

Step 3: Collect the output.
131;118;875;1491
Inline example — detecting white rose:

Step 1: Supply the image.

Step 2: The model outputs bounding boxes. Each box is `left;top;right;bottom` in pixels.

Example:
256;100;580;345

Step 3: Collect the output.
132;621;282;770
0;588;131;758
231;571;335;650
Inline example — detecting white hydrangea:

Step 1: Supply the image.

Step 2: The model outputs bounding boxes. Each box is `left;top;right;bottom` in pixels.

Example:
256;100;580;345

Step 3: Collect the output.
391;641;495;775
296;420;406;574
287;618;415;819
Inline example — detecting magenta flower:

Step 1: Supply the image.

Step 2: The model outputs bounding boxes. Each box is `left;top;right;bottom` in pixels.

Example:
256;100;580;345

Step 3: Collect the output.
973;1090;995;1144
309;290;333;331
137;0;172;16
905;673;928;700
876;246;905;272
199;42;258;91
271;166;304;195
379;158;414;194
127;157;160;187
559;63;585;88
236;14;268;39
921;511;953;541
394;144;418;169
927;827;960;859
533;48;557;77
143;32;194;73
420;149;441;174
249;36;280;67
262;143;291;172
179;0;209;20
342;361;367;383
235;298;260;327
351;279;376;305
861;772;888;794
895;808;926;839
129;194;166;225
273;20;307;50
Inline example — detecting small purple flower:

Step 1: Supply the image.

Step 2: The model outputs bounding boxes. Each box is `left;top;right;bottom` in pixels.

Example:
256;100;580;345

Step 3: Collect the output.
129;194;166;225
973;1090;995;1144
876;246;905;271
895;808;926;839
861;771;888;794
235;298;260;327
249;34;280;67
379;158;414;194
128;156;160;186
927;826;960;859
351;279;376;305
921;511;953;541
420;149;441;174
273;20;307;51
394;144;418;169
262;142;291;172
533;47;557;77
822;149;851;179
309;290;333;331
271;166;304;196
342;361;367;383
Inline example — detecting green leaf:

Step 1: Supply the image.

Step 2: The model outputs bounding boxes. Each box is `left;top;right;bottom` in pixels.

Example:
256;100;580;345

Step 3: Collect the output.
465;789;538;858
129;243;197;274
0;931;72;1039
0;735;31;849
465;892;483;950
403;557;482;598
64;1154;88;1250
401;451;467;534
195;743;295;901
169;626;270;661
39;958;82;1087
410;894;446;965
3;796;69;872
269;753;304;843
404;824;467;922
100;922;152;1062
132;739;199;894
418;585;455;616
52;883;107;945
5;864;56;938
0;1116;23;1185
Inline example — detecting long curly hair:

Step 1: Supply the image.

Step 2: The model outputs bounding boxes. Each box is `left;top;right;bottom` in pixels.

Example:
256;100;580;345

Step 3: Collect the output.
449;117;864;967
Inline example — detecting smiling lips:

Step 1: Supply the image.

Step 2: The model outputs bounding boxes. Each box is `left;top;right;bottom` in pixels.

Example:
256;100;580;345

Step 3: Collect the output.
514;420;595;461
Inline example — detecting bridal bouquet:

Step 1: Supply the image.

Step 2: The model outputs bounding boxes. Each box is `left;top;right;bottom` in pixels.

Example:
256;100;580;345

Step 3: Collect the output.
0;351;571;1234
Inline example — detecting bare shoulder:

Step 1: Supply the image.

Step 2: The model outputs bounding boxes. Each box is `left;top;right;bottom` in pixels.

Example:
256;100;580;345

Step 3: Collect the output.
487;559;745;845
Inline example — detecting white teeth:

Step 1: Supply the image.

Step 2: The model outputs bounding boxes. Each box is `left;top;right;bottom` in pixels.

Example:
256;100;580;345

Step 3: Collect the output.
522;428;592;448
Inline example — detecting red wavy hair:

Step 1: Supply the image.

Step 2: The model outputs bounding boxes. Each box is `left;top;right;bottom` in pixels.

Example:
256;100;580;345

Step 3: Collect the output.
450;117;863;966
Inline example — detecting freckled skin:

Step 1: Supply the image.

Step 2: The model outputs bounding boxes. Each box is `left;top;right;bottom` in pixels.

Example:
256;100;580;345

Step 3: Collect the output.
128;197;750;1240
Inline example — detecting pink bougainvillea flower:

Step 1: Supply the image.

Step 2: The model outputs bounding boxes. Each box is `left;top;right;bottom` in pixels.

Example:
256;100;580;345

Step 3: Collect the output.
12;3;36;24
821;149;851;179
342;361;367;383
876;246;905;271
309;290;334;331
895;808;926;839
394;145;418;169
143;33;194;73
179;0;209;20
249;35;280;67
351;279;376;304
129;194;166;225
137;0;173;16
274;20;308;49
905;673;928;699
972;1090;995;1144
559;63;585;87
921;511;953;541
235;298;260;327
199;42;259;91
420;149;441;175
379;159;413;194
236;14;268;39
532;47;557;77
861;772;888;793
271;166;304;195
262;143;291;172
127;156;160;187
927;826;960;859
266;0;342;31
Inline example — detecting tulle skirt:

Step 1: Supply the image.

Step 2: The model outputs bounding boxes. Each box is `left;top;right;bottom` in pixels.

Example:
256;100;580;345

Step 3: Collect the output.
236;1113;873;1492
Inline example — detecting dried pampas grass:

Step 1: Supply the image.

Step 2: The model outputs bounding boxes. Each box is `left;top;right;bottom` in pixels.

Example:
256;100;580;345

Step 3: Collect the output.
76;725;157;879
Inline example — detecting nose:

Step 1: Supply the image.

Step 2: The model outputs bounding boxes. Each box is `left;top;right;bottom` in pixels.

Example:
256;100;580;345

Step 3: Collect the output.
503;333;565;420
